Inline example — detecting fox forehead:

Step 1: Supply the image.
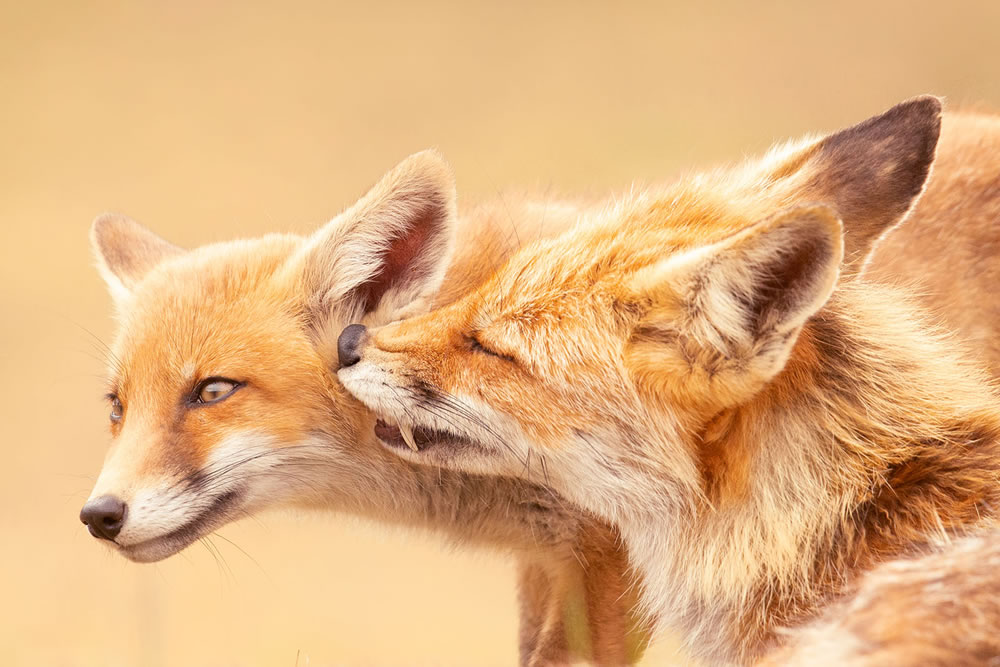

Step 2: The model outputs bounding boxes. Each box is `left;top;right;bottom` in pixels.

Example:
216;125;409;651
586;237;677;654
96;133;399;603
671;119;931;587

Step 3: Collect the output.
453;192;754;369
108;235;319;397
475;188;752;318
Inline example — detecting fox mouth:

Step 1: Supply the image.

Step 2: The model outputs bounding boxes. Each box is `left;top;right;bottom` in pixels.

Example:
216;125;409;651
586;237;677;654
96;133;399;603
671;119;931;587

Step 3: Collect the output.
116;489;244;563
374;418;477;455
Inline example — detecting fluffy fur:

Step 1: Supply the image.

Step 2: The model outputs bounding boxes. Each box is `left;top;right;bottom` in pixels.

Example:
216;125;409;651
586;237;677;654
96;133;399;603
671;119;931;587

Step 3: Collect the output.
84;151;644;665
765;531;1000;666
339;98;1000;663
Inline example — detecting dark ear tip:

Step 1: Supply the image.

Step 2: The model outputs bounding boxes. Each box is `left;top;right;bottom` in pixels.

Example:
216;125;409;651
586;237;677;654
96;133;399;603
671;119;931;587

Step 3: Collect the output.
890;95;944;137
903;94;943;114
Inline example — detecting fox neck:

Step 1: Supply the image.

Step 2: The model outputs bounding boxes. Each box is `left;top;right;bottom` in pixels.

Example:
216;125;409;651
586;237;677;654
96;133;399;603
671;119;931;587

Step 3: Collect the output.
288;402;586;555
621;281;1000;664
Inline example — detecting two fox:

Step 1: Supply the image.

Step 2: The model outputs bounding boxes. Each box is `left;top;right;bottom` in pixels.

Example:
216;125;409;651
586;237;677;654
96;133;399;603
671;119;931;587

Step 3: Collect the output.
83;96;1000;664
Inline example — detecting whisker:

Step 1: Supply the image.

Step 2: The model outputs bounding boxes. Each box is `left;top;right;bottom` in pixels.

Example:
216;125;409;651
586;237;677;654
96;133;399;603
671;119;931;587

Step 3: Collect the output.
399;383;523;462
161;444;334;511
212;532;270;581
65;318;127;380
425;391;519;457
576;430;616;470
539;455;551;487
199;537;227;590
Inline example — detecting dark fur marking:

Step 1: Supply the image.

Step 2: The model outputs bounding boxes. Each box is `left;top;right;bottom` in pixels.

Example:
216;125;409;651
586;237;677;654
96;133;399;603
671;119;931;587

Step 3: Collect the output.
805;97;942;269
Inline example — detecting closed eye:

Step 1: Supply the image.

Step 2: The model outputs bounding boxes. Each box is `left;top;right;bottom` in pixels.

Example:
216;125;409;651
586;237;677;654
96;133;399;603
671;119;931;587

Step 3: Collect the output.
467;335;518;364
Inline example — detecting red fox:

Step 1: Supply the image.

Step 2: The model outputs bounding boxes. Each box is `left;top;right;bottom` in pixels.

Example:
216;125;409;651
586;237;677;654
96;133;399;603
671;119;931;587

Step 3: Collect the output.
80;152;645;665
337;97;1000;663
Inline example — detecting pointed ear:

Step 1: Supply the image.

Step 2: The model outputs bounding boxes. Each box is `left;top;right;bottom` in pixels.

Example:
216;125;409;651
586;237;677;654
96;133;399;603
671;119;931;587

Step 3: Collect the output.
300;150;458;329
90;212;184;306
765;96;941;274
628;205;843;410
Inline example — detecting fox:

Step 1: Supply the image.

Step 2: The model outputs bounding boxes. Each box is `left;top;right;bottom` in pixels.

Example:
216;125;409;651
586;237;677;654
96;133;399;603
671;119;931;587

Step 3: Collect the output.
336;96;1000;664
81;106;1000;667
763;530;1000;666
80;151;647;665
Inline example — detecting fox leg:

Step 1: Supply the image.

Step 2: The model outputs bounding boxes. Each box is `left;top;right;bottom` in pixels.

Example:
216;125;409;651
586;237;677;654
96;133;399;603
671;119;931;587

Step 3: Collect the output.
516;558;570;666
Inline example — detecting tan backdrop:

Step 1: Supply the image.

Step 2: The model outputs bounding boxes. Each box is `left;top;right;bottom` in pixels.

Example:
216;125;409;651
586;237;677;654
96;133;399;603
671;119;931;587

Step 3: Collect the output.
3;1;999;665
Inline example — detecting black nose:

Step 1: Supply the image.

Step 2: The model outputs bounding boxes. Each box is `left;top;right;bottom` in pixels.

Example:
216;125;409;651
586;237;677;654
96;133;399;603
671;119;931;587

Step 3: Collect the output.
80;495;127;541
338;323;368;368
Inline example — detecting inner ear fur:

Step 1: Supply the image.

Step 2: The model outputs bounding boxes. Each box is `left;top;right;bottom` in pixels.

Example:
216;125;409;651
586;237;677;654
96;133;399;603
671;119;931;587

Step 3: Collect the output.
299;149;458;328
769;95;942;274
629;206;844;409
673;205;844;348
90;212;184;303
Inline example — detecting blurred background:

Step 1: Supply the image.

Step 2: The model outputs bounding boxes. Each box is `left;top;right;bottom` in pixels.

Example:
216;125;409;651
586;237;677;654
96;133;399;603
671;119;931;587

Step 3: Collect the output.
3;1;1000;665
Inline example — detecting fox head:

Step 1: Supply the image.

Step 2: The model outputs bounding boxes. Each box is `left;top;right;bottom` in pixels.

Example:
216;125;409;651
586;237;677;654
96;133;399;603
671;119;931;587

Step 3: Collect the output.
337;97;942;523
81;151;458;562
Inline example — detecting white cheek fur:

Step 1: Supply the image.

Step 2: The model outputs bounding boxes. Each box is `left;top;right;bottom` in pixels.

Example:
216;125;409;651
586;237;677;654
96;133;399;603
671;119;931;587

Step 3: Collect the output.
102;431;321;548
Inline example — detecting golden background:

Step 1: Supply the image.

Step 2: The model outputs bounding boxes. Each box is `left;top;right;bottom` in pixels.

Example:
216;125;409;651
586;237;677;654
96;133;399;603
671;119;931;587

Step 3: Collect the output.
3;1;1000;665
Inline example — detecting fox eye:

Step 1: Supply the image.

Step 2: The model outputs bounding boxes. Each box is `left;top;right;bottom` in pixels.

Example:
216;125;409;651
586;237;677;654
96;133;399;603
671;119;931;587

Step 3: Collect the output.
109;396;123;423
193;378;242;404
467;335;516;364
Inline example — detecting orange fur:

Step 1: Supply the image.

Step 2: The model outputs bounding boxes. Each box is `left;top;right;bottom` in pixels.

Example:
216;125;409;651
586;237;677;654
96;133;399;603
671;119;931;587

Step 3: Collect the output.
83;152;643;665
340;98;1000;663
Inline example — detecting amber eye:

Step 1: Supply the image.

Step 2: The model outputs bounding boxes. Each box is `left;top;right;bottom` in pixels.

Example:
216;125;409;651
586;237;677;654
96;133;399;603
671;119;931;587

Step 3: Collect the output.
109;396;124;423
194;378;242;404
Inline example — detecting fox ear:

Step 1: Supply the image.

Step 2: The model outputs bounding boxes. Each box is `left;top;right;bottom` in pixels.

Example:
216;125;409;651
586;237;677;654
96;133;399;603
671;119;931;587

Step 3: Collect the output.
300;150;457;330
764;95;941;275
90;212;184;306
628;205;843;410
